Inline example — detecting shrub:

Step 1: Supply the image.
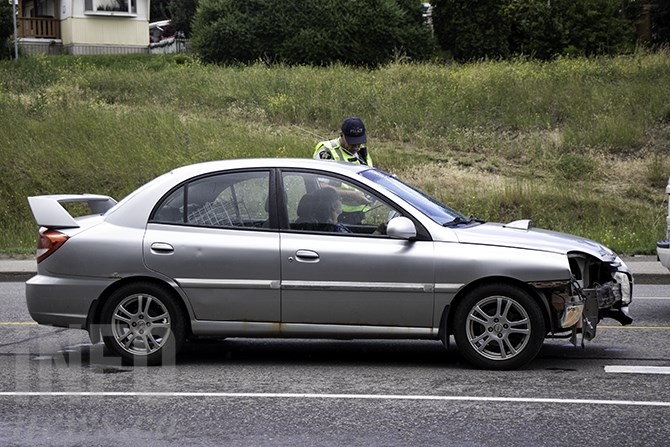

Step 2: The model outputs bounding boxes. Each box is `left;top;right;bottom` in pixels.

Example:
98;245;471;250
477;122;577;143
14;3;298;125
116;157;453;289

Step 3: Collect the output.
652;0;670;45
548;0;637;57
167;0;198;37
433;0;638;61
190;0;436;66
432;0;511;61
502;0;562;60
0;0;13;60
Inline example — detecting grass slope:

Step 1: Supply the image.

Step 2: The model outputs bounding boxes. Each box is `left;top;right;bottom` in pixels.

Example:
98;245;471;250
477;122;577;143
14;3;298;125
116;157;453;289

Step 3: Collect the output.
1;51;669;255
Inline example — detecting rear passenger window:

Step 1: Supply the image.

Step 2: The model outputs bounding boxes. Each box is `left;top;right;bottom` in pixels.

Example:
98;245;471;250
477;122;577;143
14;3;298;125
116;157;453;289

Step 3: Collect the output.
153;187;184;223
151;171;270;229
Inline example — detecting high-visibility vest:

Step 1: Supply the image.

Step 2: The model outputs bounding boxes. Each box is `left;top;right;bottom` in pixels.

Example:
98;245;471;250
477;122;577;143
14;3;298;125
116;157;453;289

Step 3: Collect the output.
313;138;373;167
312;138;372;214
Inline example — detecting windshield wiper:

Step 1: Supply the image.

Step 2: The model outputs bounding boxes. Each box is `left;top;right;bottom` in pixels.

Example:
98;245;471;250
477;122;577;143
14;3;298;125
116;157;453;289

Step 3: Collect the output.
443;216;485;227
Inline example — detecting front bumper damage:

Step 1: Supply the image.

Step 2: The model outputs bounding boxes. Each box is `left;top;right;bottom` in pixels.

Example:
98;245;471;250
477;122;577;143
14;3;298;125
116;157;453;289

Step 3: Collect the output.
579;274;633;343
536;254;633;347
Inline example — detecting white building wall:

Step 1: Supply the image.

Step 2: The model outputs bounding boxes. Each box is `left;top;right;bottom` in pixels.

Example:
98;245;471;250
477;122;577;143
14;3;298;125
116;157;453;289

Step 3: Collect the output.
61;0;149;48
62;17;148;46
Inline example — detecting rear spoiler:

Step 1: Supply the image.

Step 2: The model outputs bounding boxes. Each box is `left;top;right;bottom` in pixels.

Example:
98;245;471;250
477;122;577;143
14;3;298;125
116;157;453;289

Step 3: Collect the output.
27;194;117;229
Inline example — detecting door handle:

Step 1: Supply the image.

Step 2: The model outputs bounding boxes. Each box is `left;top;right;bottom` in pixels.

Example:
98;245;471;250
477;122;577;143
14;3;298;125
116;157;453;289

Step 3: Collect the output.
151;242;174;254
294;249;319;262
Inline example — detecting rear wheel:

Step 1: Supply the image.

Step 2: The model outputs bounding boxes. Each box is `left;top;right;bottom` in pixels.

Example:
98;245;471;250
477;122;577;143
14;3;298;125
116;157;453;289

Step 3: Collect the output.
101;282;185;366
453;283;545;370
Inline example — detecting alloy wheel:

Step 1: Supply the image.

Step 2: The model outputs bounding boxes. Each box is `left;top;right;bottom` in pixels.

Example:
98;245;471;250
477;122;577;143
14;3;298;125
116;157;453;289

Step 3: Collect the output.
465;295;532;361
110;293;172;356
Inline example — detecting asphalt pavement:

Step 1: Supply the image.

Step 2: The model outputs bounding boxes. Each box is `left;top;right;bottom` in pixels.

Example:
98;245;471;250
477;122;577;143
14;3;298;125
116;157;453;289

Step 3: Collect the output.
1;254;668;284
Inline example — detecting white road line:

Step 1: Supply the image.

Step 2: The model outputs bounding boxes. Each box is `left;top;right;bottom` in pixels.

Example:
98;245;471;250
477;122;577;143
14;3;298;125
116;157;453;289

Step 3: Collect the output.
605;365;670;375
0;391;668;407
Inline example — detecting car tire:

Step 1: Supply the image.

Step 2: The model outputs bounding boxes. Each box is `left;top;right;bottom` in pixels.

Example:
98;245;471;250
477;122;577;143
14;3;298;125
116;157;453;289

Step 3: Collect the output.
101;282;185;366
453;283;545;370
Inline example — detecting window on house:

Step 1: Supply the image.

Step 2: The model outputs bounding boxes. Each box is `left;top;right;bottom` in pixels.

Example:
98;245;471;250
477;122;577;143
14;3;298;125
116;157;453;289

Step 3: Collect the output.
84;0;137;14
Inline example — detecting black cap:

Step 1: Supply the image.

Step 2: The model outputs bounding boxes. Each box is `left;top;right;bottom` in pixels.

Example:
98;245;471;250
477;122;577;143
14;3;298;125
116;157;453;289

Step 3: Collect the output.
341;117;367;145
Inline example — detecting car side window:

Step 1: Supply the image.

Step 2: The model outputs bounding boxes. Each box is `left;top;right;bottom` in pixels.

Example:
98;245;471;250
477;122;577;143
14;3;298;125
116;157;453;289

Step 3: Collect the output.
282;171;401;236
151;171;270;228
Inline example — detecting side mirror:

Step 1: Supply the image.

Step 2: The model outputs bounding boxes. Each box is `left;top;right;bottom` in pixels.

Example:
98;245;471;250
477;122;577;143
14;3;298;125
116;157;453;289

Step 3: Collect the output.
386;216;417;240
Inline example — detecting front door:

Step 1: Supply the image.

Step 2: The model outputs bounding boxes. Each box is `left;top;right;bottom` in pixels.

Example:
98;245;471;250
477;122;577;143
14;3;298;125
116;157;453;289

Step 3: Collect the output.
279;170;434;328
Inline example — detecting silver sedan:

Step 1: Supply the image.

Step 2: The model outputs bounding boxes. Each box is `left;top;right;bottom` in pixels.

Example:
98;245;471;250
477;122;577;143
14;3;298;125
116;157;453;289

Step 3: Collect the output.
26;158;633;369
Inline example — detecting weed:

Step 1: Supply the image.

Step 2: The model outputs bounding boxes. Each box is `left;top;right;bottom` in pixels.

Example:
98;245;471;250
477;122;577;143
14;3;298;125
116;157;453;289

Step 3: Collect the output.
1;52;670;254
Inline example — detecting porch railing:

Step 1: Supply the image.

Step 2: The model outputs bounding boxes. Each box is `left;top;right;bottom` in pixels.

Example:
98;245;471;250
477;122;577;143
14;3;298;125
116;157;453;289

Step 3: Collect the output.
17;17;61;39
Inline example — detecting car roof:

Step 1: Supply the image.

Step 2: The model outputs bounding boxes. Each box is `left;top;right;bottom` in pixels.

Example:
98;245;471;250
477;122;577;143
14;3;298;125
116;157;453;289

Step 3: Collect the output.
168;158;371;178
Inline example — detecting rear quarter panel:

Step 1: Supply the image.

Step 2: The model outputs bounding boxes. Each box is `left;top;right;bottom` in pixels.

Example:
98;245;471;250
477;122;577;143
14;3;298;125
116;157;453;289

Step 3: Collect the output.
38;223;148;278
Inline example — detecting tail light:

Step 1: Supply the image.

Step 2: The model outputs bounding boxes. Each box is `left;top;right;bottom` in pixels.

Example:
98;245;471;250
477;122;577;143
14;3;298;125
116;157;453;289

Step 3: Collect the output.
36;229;69;263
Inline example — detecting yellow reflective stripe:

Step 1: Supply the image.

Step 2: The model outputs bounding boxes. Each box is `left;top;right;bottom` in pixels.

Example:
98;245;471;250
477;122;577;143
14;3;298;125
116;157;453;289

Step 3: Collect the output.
315;139;371;165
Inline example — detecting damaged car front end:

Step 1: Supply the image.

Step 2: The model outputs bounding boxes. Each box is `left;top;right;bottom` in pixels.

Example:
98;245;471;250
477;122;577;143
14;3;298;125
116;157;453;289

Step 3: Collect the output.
538;252;632;347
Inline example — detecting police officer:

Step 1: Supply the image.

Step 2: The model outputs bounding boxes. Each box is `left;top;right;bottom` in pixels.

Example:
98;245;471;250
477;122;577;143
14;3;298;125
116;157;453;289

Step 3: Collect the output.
313;116;373;166
313;116;373;224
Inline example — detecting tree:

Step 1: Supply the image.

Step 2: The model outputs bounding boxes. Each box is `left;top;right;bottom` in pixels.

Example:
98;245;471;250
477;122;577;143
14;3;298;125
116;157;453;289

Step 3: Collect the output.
1;0;14;59
150;0;170;22
190;0;436;66
167;0;198;37
550;0;636;57
503;0;561;59
150;0;198;37
652;0;670;45
433;0;638;61
432;0;511;61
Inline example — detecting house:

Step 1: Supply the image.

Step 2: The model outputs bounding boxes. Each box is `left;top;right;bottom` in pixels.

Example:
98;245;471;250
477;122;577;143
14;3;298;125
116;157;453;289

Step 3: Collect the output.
15;0;150;55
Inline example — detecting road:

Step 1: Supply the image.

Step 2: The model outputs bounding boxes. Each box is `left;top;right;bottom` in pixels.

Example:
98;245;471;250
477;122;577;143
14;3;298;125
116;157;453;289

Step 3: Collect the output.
1;282;670;447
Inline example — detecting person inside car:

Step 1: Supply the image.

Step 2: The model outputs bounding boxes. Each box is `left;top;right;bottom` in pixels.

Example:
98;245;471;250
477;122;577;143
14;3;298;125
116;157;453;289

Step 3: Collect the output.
310;187;352;233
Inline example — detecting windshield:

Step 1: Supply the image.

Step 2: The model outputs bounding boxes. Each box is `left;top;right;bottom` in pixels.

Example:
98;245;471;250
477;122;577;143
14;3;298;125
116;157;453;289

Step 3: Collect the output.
360;169;471;226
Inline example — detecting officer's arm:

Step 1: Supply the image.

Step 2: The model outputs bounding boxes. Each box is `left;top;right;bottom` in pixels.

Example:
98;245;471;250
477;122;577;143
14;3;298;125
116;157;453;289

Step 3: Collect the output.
314;147;333;160
338;189;371;205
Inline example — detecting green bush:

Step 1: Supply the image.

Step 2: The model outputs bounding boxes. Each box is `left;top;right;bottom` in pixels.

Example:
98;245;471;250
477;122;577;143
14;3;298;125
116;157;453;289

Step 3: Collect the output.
150;0;170;22
652;0;670;45
0;0;14;60
433;0;638;61
432;0;511;61
190;0;435;66
551;0;636;57
502;0;561;60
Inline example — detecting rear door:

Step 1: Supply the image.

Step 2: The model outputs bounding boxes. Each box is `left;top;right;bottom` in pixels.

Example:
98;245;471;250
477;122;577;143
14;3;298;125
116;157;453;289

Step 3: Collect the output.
143;169;281;322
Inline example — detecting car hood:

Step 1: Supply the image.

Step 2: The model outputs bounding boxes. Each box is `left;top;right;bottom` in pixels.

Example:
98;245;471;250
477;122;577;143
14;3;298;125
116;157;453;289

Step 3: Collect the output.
452;222;618;262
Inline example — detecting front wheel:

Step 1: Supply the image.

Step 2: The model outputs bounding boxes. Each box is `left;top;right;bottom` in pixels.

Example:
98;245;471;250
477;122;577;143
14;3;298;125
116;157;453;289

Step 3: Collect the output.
101;282;185;366
453;283;545;370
